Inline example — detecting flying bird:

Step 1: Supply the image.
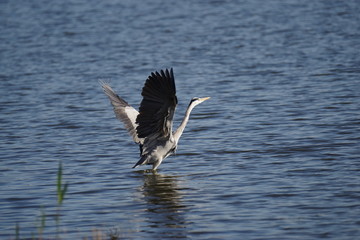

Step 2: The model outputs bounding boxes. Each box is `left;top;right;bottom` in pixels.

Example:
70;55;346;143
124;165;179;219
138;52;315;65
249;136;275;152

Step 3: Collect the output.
101;68;210;170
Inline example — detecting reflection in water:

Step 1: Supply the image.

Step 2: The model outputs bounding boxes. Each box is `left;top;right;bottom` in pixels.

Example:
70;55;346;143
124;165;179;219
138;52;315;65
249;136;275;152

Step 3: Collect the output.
137;171;188;238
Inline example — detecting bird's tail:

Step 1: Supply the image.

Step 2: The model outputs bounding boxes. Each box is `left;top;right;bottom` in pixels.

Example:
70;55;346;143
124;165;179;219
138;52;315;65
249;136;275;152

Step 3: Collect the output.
132;155;148;168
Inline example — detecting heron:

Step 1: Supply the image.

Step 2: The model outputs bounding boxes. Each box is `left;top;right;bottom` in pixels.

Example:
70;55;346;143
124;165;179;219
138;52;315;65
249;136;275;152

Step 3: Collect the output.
101;68;210;170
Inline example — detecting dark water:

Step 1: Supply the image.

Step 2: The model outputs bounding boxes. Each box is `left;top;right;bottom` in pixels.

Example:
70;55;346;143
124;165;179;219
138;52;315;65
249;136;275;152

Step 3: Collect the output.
1;0;360;239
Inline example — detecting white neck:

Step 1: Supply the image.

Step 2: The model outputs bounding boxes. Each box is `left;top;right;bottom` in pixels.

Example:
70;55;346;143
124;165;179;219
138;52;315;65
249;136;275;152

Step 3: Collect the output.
173;102;197;142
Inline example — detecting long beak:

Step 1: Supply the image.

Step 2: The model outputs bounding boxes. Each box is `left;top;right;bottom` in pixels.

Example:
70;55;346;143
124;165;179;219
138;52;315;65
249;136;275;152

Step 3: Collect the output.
199;97;211;102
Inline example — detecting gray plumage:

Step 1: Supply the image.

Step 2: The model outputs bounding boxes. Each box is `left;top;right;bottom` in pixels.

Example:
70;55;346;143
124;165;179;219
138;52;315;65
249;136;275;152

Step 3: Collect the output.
101;68;210;170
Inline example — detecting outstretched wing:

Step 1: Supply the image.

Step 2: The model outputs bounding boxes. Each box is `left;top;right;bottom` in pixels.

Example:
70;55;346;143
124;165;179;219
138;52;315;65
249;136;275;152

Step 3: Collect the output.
100;81;143;144
136;68;178;139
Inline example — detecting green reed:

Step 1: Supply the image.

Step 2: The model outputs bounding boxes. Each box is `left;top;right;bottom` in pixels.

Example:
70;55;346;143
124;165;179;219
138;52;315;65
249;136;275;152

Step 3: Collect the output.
57;161;68;206
55;161;68;239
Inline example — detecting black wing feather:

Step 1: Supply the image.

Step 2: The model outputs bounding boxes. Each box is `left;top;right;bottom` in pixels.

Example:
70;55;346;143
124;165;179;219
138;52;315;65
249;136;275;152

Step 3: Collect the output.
136;68;177;138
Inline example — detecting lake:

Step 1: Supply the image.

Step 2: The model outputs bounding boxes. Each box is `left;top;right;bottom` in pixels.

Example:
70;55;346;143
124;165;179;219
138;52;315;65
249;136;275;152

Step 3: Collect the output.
1;0;359;239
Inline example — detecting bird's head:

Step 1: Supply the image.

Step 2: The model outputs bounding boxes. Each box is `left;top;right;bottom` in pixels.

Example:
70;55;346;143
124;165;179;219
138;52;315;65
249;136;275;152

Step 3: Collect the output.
188;97;211;108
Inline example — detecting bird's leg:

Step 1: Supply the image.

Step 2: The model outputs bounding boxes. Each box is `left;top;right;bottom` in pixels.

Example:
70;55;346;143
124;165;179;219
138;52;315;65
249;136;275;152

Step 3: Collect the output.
152;158;163;170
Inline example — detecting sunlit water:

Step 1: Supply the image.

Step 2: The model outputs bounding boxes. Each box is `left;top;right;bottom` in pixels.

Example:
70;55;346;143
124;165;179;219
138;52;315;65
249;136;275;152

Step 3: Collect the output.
1;0;360;239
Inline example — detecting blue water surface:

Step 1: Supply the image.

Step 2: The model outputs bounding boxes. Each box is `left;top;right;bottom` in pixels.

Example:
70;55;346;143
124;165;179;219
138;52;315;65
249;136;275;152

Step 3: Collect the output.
1;0;360;239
